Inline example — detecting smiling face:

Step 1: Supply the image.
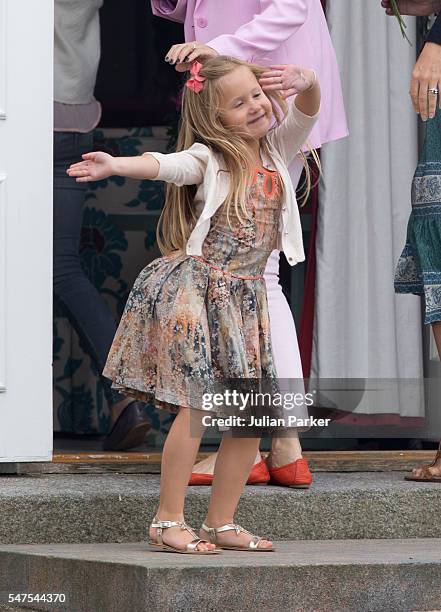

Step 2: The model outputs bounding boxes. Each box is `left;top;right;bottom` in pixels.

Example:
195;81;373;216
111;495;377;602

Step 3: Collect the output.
217;65;273;142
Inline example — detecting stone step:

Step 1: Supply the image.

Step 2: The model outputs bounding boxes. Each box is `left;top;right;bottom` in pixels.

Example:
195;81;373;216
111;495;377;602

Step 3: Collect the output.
2;450;437;475
1;473;440;544
1;539;441;612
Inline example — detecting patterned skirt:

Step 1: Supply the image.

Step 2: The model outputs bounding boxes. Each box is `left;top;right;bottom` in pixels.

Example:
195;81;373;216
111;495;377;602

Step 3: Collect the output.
103;251;277;414
395;113;441;324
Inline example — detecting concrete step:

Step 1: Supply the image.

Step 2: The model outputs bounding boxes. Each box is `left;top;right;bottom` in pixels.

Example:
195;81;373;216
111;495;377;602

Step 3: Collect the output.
1;472;440;544
1;539;441;612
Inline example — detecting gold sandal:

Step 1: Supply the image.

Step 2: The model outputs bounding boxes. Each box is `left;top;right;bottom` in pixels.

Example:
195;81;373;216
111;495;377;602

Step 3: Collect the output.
201;522;274;552
405;442;441;482
149;518;220;554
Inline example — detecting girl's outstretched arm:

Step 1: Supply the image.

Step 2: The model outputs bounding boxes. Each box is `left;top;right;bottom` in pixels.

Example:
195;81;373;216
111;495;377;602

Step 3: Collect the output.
67;144;209;185
67;152;160;183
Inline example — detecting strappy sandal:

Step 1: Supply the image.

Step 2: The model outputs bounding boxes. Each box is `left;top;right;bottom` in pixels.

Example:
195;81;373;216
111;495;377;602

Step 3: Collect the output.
201;522;274;552
405;443;441;482
149;518;220;554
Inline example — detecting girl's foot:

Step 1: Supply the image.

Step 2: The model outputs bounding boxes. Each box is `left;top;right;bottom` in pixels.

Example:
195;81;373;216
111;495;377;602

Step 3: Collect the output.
149;519;217;552
200;523;273;551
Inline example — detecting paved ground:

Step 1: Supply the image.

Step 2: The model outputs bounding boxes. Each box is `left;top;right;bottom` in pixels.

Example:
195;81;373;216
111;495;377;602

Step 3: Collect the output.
1;539;441;612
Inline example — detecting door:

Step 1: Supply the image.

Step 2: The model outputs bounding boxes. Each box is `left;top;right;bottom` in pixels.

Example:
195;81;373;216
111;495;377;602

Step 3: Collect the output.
0;0;53;462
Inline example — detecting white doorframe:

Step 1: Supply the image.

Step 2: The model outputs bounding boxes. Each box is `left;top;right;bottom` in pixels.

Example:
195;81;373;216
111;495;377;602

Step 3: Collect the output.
0;0;53;462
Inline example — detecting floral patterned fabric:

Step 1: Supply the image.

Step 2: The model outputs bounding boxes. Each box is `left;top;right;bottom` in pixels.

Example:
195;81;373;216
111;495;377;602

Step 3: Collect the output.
395;109;441;324
103;169;283;414
53;127;170;437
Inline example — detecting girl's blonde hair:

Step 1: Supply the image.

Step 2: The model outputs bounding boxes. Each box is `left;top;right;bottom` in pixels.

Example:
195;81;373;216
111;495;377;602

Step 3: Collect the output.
156;55;319;255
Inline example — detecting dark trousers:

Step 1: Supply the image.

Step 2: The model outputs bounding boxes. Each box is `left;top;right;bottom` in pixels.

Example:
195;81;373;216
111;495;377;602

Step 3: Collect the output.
53;131;124;406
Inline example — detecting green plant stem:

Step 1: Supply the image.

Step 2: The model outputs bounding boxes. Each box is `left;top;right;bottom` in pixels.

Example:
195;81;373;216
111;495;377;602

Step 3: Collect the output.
390;0;413;44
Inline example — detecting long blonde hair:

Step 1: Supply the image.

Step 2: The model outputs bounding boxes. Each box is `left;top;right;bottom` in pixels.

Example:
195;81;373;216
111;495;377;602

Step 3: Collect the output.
156;56;319;255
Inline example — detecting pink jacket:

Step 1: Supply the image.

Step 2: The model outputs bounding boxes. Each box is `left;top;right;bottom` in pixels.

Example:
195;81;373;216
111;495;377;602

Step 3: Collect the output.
150;0;348;149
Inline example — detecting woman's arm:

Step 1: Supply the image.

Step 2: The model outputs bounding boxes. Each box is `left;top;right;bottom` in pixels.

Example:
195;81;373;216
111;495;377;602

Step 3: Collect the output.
382;1;441;120
67;144;209;186
150;0;188;24
206;0;308;60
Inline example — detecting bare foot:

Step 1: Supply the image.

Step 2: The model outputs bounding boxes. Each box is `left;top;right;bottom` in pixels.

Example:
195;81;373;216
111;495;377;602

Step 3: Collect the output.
200;524;272;550
192;451;261;475
267;436;302;469
149;522;216;552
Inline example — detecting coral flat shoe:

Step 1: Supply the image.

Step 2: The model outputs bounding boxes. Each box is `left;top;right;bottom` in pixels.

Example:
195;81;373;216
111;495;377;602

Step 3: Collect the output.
268;458;313;488
247;458;271;485
189;458;270;486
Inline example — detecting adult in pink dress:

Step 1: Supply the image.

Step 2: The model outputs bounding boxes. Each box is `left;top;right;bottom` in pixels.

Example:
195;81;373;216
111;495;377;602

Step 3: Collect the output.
151;0;348;486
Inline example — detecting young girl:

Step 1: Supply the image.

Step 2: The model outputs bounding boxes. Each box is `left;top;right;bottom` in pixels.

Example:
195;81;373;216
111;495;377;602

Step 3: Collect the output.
67;56;320;553
154;0;348;488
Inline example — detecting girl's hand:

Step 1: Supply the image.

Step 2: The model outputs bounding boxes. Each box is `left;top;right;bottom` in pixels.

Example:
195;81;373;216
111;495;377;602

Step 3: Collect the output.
66;152;116;182
259;64;316;99
165;42;218;72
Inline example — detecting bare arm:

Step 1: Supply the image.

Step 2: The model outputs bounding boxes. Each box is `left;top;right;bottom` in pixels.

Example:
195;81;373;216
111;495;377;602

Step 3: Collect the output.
294;77;321;117
67;152;160;182
67;145;209;185
381;0;441;120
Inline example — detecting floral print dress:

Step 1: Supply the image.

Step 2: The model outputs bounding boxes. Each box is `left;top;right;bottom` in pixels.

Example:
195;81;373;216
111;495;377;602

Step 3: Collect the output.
395;108;441;324
103;168;283;414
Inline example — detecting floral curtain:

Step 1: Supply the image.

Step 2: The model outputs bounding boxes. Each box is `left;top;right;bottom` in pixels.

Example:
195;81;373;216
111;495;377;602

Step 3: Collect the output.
53;126;176;445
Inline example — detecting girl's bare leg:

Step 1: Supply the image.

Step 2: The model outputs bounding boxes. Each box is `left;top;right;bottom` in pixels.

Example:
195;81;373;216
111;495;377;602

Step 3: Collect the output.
200;435;273;549
149;407;216;551
410;321;441;478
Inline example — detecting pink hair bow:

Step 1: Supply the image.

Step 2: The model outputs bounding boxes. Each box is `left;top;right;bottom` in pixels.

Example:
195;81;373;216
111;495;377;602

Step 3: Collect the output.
185;61;206;94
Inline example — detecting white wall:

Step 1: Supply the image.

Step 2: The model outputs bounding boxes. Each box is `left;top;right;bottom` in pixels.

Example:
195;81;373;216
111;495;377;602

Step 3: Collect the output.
0;0;53;461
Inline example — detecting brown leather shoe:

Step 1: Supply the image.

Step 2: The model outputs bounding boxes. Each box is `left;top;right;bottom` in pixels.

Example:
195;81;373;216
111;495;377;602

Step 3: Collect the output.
103;401;151;451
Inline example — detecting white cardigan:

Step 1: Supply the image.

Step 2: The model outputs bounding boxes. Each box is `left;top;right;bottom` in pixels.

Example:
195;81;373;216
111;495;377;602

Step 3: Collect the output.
148;103;319;266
